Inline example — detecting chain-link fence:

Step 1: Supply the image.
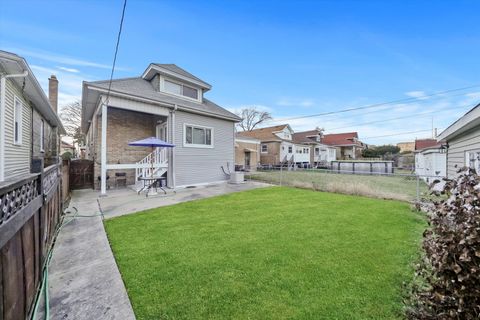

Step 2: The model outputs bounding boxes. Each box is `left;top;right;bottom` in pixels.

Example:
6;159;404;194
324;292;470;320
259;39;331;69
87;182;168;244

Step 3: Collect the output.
245;167;443;203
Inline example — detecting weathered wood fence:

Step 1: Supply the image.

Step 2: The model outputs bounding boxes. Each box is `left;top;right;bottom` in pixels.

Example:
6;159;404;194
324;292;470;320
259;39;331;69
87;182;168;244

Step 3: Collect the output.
0;163;66;320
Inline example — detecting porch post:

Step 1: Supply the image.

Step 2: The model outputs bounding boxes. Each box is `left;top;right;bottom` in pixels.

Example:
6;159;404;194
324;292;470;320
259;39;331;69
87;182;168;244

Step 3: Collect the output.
101;101;108;195
170;106;177;188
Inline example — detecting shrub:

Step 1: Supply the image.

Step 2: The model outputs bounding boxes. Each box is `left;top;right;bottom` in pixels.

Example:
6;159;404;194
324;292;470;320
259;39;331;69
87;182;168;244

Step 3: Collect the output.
61;151;73;160
406;168;480;319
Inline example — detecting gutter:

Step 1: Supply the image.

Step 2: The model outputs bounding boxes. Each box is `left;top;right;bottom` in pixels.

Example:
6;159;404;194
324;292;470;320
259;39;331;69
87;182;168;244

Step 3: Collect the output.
0;70;29;182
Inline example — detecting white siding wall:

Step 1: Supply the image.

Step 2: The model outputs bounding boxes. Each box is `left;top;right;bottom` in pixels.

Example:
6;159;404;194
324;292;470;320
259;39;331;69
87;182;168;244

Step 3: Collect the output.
4;78;32;179
174;111;235;187
280;141;293;160
446;126;480;177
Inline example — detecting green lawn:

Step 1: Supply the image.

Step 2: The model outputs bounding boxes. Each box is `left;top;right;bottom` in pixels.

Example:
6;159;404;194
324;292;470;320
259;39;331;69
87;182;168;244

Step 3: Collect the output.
105;187;425;320
247;170;431;202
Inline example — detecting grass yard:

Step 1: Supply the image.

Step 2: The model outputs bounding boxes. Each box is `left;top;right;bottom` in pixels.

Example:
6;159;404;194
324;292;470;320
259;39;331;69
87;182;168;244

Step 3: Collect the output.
247;170;431;202
105;187;425;320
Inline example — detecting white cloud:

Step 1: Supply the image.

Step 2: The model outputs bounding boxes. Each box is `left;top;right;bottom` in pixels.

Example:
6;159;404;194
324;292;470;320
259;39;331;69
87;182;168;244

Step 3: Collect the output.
226;104;273;115
277;98;315;108
6;47;129;71
405;91;429;100
30;64;94;106
57;66;80;73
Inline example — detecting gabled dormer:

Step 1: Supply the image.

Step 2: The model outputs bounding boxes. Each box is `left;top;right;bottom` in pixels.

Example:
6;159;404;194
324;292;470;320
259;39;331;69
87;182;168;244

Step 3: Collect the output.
273;124;294;141
142;63;211;103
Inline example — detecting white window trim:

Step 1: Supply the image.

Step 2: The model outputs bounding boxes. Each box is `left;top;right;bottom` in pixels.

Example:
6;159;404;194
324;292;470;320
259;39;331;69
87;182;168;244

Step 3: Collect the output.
160;76;202;103
183;123;214;148
261;144;268;153
13;96;23;146
40;119;45;152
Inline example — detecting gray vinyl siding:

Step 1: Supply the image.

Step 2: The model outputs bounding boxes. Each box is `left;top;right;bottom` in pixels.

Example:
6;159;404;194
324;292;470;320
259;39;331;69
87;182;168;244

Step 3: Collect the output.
446;125;480;177
4;78;32;179
32;109;55;159
174;110;235;186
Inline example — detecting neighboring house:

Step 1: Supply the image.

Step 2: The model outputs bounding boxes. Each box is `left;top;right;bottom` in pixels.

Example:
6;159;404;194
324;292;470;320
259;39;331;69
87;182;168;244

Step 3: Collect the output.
292;128;336;167
414;139;446;182
82;63;240;194
0;51;66;320
321;132;365;160
235;134;260;171
414;138;438;151
61;140;75;156
397;141;415;153
238;124;310;166
0;50;65;183
437;103;480;177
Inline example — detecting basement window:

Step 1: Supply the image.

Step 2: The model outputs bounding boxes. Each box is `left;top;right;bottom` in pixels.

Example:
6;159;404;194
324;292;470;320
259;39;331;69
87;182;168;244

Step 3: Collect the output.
13;97;23;145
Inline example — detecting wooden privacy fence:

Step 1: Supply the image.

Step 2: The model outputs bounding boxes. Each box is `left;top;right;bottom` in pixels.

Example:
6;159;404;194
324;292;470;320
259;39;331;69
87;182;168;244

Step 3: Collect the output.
69;159;94;190
62;159;70;203
0;163;64;320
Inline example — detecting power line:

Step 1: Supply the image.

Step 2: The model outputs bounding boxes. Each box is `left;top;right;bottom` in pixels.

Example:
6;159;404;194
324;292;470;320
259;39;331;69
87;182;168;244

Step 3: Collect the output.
327;103;474;131
104;0;127;106
271;84;480;122
361;129;440;140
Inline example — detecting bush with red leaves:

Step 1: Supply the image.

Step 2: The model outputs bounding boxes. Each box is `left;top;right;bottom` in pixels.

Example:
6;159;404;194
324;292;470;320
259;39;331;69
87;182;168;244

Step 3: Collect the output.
406;168;480;319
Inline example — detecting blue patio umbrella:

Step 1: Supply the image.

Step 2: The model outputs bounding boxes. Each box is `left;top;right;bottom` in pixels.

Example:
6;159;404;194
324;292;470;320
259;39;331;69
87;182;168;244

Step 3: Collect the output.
128;137;175;177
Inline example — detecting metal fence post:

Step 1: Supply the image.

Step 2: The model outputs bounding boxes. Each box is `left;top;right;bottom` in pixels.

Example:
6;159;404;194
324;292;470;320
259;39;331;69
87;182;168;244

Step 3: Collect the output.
280;163;283;186
416;175;420;202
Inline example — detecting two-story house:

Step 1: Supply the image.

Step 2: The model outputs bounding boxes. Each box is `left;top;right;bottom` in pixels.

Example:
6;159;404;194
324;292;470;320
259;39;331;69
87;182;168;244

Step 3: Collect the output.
82;63;241;194
0;50;65;183
237;124;311;167
321;132;366;160
292;128;337;167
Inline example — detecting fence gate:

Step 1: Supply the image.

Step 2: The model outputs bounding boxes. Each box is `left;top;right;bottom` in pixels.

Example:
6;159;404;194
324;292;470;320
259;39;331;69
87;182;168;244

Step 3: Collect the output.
69;159;94;190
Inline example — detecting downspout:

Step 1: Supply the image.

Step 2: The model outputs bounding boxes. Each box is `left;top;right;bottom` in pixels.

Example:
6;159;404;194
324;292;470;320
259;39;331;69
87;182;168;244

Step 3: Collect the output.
171;104;177;188
0;70;28;182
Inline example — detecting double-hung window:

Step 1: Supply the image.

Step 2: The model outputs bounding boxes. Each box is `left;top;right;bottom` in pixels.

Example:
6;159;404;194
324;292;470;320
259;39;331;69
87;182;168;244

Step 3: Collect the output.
261;144;268;153
14;97;23;145
184;124;213;147
466;150;480;173
164;79;199;100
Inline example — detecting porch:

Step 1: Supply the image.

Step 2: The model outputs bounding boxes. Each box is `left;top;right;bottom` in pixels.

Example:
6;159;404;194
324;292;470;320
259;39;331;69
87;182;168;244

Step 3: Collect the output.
89;95;174;194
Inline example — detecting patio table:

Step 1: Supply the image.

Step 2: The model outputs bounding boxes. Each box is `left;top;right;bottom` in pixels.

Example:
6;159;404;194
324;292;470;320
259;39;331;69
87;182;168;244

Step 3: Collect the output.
137;176;167;197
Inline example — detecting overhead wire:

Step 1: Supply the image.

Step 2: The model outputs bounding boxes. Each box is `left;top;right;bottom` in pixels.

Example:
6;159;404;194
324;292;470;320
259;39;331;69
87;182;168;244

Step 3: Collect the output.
269;84;480;122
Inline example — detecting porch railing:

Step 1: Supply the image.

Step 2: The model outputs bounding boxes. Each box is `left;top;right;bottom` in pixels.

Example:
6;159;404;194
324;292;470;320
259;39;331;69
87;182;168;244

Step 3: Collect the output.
135;147;168;181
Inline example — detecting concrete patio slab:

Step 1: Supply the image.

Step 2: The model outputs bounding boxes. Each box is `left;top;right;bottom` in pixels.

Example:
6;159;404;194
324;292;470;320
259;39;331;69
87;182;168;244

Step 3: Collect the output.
41;181;270;319
99;181;270;219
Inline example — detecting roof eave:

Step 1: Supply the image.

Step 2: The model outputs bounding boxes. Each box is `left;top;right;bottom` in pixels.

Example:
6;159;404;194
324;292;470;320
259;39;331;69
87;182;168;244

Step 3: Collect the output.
437;103;480;141
83;84;240;123
141;63;212;91
0;50;66;134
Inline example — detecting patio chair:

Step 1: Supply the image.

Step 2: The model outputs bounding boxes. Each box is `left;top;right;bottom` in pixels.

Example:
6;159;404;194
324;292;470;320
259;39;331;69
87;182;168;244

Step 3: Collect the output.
115;172;127;188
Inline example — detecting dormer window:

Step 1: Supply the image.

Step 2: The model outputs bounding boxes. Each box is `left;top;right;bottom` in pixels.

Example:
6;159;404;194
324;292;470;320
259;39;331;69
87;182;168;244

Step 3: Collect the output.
164;79;199;100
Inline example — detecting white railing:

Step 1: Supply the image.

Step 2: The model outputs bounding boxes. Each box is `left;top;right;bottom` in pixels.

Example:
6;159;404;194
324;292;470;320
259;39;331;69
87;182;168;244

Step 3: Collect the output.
135;147;168;182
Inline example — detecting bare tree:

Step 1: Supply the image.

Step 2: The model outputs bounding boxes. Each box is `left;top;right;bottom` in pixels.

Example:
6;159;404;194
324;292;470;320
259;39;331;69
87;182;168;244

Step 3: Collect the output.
236;107;273;131
59;101;85;146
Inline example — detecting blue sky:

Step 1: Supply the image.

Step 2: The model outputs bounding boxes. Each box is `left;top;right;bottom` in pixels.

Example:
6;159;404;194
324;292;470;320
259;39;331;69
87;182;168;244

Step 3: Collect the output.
1;0;480;144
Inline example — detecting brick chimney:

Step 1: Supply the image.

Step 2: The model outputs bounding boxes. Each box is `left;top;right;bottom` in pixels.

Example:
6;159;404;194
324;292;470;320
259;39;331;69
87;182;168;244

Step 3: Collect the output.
48;75;58;113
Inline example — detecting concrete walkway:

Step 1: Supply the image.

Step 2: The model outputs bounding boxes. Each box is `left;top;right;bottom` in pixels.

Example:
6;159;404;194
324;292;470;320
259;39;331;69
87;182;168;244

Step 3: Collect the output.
42;181;269;319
